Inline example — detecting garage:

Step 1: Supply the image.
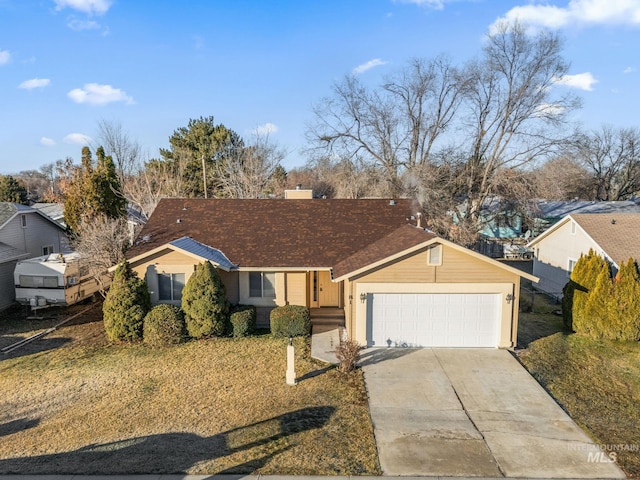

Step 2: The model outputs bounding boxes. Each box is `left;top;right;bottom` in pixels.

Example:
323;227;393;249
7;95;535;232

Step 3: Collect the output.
367;292;502;348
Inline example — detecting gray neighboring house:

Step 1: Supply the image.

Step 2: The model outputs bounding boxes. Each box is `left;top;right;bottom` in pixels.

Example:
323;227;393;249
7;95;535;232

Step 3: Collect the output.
0;203;70;311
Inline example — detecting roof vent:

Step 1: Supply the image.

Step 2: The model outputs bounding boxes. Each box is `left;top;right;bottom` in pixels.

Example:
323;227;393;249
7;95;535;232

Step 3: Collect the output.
611;218;616;225
176;218;182;224
389;199;396;206
296;184;302;190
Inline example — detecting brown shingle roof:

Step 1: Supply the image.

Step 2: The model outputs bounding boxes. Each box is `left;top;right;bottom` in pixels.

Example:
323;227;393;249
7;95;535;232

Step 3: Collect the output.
127;198;424;269
572;213;640;265
333;224;437;279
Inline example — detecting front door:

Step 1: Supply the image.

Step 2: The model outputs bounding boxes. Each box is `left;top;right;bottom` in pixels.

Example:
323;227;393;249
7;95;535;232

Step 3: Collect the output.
318;271;340;307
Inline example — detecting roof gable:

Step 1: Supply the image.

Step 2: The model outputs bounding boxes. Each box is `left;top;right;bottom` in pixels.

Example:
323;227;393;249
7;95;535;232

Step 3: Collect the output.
0;202;66;231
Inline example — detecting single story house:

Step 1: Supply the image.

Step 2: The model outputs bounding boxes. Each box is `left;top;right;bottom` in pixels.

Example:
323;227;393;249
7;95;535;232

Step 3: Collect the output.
527;213;640;298
0;202;70;310
126;194;537;348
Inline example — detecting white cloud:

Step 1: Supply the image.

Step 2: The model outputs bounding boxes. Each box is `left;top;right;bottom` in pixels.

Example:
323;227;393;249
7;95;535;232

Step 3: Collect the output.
394;0;452;10
623;66;637;74
492;0;640;31
67;18;100;30
54;0;112;15
67;83;134;106
535;102;566;117
0;49;11;65
18;78;51;90
40;137;56;147
352;58;388;75
253;123;279;136
553;72;598;91
63;133;92;145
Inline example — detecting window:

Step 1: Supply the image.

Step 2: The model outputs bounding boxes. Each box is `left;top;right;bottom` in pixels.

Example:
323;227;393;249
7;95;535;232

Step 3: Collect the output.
568;259;577;277
158;273;185;301
21;214;27;228
427;244;442;266
42;245;54;256
19;275;59;288
249;272;276;298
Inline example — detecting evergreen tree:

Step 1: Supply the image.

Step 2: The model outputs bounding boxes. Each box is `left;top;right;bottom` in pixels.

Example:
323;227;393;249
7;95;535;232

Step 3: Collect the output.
63;146;126;231
609;259;640;341
580;267;612;338
103;261;150;342
562;249;609;331
181;262;229;338
0;175;28;204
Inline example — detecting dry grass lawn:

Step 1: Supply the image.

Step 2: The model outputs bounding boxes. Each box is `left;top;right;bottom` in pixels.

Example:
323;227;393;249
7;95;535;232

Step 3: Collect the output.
0;306;380;475
516;288;640;477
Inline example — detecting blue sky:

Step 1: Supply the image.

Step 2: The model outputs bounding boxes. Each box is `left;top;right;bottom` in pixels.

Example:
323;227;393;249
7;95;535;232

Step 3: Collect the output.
1;0;639;174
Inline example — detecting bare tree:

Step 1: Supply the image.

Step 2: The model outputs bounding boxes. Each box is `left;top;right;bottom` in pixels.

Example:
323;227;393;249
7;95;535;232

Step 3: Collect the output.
570;125;640;201
451;20;581;238
529;156;594;200
214;134;285;198
95;119;143;183
308;56;463;196
70;214;131;295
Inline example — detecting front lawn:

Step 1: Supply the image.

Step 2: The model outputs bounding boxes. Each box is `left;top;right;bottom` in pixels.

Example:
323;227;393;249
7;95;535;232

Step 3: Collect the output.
519;333;640;477
0;314;380;475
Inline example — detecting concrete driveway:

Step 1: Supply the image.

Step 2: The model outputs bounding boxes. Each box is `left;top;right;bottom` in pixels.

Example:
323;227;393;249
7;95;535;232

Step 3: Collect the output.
361;348;626;478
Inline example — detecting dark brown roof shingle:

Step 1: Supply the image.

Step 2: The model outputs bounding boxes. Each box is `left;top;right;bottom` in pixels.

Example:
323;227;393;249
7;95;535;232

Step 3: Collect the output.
128;198;425;269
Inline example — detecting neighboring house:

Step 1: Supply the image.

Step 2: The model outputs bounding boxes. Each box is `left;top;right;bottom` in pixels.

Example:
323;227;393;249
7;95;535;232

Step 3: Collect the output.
32;202;66;227
527;213;640;298
0;203;70;310
126;195;537;349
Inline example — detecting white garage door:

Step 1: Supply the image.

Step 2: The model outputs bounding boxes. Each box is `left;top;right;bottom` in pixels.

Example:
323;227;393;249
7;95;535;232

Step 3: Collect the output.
369;293;501;348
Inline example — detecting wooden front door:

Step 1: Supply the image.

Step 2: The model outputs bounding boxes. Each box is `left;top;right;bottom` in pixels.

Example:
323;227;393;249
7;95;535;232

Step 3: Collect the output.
318;271;340;307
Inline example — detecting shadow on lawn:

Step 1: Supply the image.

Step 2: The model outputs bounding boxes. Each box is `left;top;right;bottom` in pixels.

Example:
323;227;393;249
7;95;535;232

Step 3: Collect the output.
0;418;40;438
0;336;73;361
0;406;335;475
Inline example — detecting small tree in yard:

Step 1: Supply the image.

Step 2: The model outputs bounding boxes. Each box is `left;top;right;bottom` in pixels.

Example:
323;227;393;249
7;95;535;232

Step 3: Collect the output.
103;261;150;342
182;262;229;338
608;259;640;341
562;249;609;331
581;268;613;338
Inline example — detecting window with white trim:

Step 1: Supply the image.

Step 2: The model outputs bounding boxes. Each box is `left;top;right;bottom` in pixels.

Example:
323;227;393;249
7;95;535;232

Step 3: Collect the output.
249;272;276;298
427;244;442;266
158;272;185;301
568;258;577;277
42;245;54;256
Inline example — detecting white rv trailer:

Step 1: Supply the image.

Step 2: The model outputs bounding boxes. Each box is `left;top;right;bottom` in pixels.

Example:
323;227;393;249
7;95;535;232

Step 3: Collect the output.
14;252;105;309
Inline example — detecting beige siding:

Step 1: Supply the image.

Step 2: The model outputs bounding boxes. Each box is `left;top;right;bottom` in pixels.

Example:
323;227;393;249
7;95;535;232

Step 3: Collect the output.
285;272;308;306
344;243;520;349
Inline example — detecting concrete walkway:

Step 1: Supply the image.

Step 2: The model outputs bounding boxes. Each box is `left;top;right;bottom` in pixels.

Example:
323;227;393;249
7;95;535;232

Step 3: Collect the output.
310;325;341;364
361;348;626;478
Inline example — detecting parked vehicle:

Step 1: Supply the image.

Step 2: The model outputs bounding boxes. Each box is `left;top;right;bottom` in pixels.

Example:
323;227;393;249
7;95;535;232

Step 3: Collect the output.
14;252;107;309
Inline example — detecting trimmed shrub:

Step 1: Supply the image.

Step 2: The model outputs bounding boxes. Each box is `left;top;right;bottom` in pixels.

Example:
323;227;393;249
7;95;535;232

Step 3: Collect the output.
230;305;257;337
581;267;613;338
335;336;361;373
181;262;229;338
270;305;311;337
143;304;186;347
103;261;150;342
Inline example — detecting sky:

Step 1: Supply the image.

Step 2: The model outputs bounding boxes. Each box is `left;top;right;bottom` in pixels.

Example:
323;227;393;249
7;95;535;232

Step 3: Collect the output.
0;0;639;174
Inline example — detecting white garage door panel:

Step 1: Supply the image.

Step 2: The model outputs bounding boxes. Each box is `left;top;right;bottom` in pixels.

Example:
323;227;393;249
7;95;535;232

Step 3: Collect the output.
369;293;500;348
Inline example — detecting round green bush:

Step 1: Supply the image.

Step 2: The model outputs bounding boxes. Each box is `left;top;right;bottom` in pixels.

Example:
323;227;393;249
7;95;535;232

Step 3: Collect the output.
182;262;230;338
270;305;311;338
143;304;186;347
103;261;150;342
230;305;257;337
